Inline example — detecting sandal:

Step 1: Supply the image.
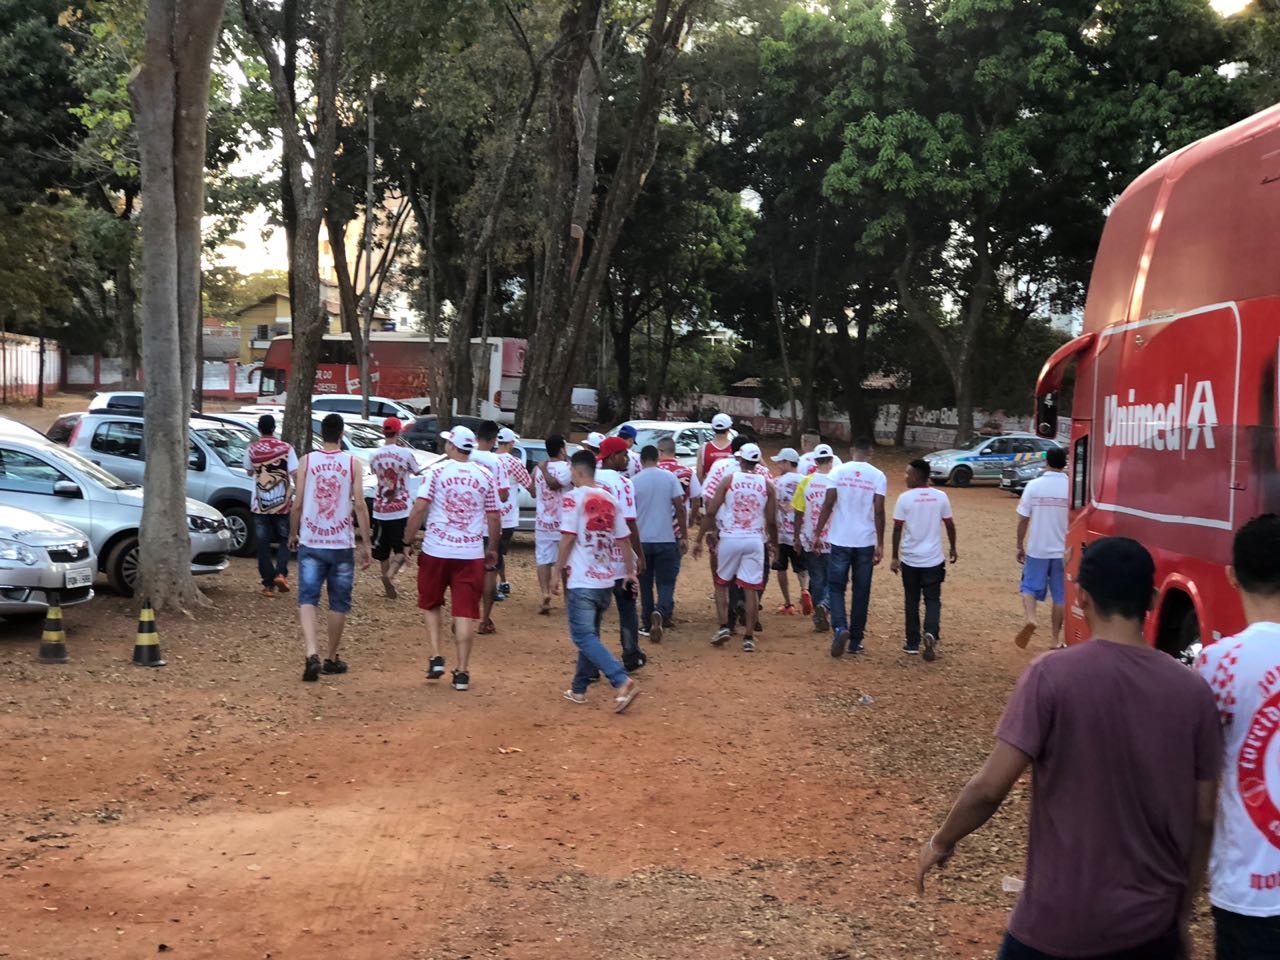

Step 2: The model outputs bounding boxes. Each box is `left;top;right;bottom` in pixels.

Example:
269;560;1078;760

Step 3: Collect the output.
563;690;587;705
539;598;552;615
614;679;641;714
478;620;497;635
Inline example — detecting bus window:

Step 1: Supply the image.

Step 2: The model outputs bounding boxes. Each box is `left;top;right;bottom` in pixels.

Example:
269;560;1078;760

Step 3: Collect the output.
318;340;358;365
1072;436;1089;509
258;368;285;397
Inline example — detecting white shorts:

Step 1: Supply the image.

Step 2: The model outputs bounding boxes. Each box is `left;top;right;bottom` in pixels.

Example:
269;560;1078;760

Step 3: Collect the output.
535;532;560;567
716;536;765;590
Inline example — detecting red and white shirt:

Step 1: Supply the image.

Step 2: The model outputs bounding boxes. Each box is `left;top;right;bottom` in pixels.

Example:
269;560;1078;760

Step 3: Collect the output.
534;460;572;536
773;471;803;542
416;460;500;560
368;444;420;521
718;471;770;542
299;451;356;549
596;467;636;577
561;485;630;590
499;452;532;530
658;458;700;536
700;439;734;479
796;473;835;554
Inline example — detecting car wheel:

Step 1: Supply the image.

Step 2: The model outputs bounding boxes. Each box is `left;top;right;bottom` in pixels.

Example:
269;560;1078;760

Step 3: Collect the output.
107;536;140;597
950;465;973;487
222;506;255;557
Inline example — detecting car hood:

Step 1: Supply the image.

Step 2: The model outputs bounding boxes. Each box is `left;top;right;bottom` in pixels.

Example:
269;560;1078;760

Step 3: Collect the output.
927;449;962;460
110;487;223;520
0;504;88;545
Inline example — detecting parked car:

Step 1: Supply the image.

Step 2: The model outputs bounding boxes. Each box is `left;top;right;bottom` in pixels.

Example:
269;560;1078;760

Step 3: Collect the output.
925;434;1061;487
401;415;486;453
604;420;725;468
310;394;417;427
0;504;96;615
44;412;83;445
513;438;580;532
1001;459;1048;495
88;391;145;413
0;437;230;595
67;413;258;555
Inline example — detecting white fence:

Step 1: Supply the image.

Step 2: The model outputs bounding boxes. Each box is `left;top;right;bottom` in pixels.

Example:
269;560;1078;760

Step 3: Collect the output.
0;334;61;400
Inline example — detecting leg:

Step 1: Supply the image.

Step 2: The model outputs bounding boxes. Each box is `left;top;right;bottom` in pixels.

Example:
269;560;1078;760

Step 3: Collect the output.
902;564;923;650
922;564;943;643
1022;592;1039;628
777;568;792;607
296;547;324;658
848;546;875;650
454;616;476;672
424;606;444;657
326;612;347;660
255;515;275;589
299;605;320;657
827;546;852;636
452;558;486;673
323;549;354;661
1048;558;1066;647
614;579;641;666
714;582;730;627
537;564;552;605
743;588;760;637
568;589;629;695
639;544;657;631
655;543;679;624
1051;604;1065;645
272;515;291;580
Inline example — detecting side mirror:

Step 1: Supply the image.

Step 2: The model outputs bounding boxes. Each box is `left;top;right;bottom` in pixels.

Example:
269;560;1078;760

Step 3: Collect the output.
53;480;83;499
188;450;206;471
1036;391;1059;440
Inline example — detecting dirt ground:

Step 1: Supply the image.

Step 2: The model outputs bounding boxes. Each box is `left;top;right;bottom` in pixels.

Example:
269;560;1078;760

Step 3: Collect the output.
0;395;1214;959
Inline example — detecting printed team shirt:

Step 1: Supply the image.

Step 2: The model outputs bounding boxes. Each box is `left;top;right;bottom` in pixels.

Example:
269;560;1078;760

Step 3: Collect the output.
1017;470;1069;560
416;459;500;560
244;437;298;515
595;467;637;578
499;452;532;530
773;471;803;542
893;486;953;567
794;472;835;554
658;458;700;536
470;448;510;508
298;451;355;549
561;485;631;590
718;471;770;542
826;461;887;549
1197;621;1280;917
368;444;420;521
535;460;573;537
704;459;770;503
626;449;643;478
700;439;734;478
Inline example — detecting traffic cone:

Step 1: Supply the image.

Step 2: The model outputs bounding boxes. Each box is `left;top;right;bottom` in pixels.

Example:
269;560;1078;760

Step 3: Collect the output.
132;600;166;668
36;591;68;664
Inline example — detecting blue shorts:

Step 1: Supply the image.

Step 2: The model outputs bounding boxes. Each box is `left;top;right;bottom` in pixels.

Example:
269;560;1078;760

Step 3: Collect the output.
1021;556;1065;605
297;546;355;613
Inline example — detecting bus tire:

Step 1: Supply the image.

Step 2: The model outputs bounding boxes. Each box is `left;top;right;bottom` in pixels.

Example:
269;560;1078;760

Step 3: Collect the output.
950;466;973;488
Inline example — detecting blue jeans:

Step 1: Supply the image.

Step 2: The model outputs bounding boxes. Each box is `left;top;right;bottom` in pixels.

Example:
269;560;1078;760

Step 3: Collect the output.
254;514;290;588
614;579;641;666
805;550;830;622
829;545;876;645
640;542;680;630
567;587;629;695
297;546;355;613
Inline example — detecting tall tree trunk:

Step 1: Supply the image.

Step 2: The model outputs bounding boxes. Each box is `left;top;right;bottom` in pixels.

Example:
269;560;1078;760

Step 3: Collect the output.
768;260;800;444
130;0;226;610
651;299;675;419
835;291;876;440
117;248;139;388
324;210;367;370
359;86;376;419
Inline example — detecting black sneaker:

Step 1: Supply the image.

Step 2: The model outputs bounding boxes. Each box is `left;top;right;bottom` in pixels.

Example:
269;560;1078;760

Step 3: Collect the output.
499;581;512;596
426;656;445;680
830;629;848;658
451;669;470;691
903;642;920;656
624;651;648;672
322;656;348;674
923;632;938;662
848;641;865;655
743;637;756;652
649;612;664;644
493;590;506;603
814;605;831;633
302;654;321;682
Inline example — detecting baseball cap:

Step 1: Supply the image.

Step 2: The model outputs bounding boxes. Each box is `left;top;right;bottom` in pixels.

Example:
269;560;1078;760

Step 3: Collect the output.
737;443;762;463
584;431;605;450
711;413;733;431
618;423;638;439
771;447;799;464
813;443;834;459
598;437;630;461
496;427;519;444
382;417;403;435
441;425;477;452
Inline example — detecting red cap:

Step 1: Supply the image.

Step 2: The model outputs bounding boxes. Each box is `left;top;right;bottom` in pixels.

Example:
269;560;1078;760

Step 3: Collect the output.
598;437;629;462
382;417;403;435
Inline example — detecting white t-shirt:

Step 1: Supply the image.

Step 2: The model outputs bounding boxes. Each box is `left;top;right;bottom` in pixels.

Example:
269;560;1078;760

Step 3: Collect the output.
298;450;356;549
1197;621;1280;917
796;472;835;553
798;451;843;476
626;448;642;478
561;485;631;590
499;452;531;530
416;459;500;560
773;471;803;541
893;486;953;568
595;467;636;577
535;460;572;536
470;449;510;501
826;461;887;549
702;456;737;503
718;472;770;541
1017;471;1069;560
368;444;420;520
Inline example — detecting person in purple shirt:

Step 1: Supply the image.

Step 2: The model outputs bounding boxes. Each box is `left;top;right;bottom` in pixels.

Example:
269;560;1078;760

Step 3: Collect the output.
917;537;1221;960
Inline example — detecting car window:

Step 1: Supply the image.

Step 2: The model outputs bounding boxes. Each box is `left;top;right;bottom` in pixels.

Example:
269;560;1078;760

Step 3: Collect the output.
91;421;144;459
0;448;69;494
196;427;253;468
107;396;144;410
985;439;1012;455
1012;440;1036;454
1037;439;1058;452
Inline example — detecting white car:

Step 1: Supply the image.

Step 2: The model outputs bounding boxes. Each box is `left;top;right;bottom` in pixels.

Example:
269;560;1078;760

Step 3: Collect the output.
310;394;417;428
0;504;96;615
604;420;728;468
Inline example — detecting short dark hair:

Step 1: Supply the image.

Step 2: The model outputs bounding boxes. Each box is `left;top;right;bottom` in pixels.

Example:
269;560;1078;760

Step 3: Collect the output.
853;436;874;453
657;436;676;453
731;435;750;453
570;449;596;474
258;414;276;436
320;413;345;444
1233;514;1280;596
476;420;499;443
1046;446;1067;470
546;434;566;458
640;444;659;464
908;459;930;483
1078;537;1154;621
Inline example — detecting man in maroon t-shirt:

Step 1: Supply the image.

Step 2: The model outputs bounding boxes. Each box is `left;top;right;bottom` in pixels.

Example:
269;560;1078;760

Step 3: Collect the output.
917;537;1221;960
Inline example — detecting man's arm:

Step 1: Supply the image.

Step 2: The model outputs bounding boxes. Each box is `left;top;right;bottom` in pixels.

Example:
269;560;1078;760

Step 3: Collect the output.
288;454;308;548
627;519;644;576
551;531;575;595
403;496;429;558
1180;779;1218;939
698;482;730;541
485;512;501;565
765;484;778;554
873;493;886;563
944;517;958;563
890;521;904;573
1015;515;1030;563
673;495;688;543
695;444;707;483
351;459;373;566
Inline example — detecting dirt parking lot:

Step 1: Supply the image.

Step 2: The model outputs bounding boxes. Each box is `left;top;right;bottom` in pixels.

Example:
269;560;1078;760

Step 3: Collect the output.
0;398;1214;959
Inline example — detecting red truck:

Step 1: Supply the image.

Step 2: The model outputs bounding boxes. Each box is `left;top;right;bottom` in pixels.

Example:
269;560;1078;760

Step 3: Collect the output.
1035;102;1280;659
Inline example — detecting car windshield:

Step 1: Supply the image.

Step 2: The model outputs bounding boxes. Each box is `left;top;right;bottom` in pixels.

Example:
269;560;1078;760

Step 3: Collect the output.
343;426;383;449
634;428;674;449
52;444;137;490
198;426;253;467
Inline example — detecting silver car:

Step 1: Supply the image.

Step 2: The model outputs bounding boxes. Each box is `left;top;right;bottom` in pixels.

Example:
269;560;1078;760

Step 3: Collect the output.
925;434;1060;487
0;504;96;614
0;437;230;596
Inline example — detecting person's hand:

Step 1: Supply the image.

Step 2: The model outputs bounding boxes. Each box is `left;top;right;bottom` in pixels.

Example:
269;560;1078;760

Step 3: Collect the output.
949;548;959;565
678;537;688;556
360;546;373;570
551;570;563;596
874;545;884;566
288;534;299;551
1016;546;1026;564
916;835;955;895
634;553;646;577
402;544;414;561
692;540;703;560
485;548;499;568
625;574;640;591
890;558;901;575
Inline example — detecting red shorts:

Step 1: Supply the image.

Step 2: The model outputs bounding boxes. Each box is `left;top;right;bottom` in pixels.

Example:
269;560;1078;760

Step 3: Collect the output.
418;553;485;619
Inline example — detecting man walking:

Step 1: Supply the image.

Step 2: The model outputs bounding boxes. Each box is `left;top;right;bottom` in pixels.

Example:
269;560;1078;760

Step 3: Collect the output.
890;459;957;661
534;435;572;614
1015;446;1070;649
471;420;510;634
597;437;646;670
918;537;1220;960
1197;514;1280;959
245;413;297;597
797;431;842;476
817;437;886;657
552;450;641;712
695;443;777;652
496;427;533;599
403;425;501;692
289;414;373;682
617;423;643;477
793;444;836;633
368;417;422;599
697;412;735;484
770;447;807;615
632;444;686;644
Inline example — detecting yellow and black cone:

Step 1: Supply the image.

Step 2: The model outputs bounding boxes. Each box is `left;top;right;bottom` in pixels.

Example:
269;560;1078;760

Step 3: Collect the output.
132;600;165;668
36;591;69;664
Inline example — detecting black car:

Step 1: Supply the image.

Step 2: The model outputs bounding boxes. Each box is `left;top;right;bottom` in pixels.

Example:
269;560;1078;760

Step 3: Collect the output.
1000;459;1047;495
401;415;486;452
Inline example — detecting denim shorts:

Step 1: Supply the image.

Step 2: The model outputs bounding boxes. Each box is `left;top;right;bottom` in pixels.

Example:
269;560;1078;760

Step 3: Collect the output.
297;546;355;613
1021;556;1065;605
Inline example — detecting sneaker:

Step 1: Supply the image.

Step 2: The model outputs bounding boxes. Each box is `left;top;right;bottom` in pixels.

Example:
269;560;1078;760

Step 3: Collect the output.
426;656;445;680
650;612;664;644
624;651;648;672
322;656;348;674
776;603;796;615
274;575;290;593
493;590;506;603
830;629;847;659
638;630;651;639
800;590;813;616
848;641;865;655
302;655;321;682
711;626;731;647
903;642;920;656
923;632;938;662
743;637;756;652
499;581;512;596
261;587;276;598
814;605;831;632
451;669;470;691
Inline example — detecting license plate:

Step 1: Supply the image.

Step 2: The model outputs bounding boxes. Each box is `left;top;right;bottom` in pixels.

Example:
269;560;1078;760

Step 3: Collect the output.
217;529;231;541
65;567;93;589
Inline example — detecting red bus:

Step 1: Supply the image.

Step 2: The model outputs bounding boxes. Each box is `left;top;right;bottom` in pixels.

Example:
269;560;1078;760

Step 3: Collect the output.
1035;102;1280;659
251;334;527;422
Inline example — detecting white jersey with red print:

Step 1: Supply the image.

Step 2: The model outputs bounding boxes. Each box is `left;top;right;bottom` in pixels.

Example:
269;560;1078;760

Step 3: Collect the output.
299;450;356;549
658;458;699;535
416;459;501;560
560;485;631;590
626;449;642;478
368;444;419;521
798;473;835;553
534;460;572;535
704;459;770;503
595;467;636;577
499;452;532;530
718;471;770;542
773;471;803;541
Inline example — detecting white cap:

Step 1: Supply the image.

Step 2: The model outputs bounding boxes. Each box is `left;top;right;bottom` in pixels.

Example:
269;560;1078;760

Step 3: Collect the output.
813;443;835;459
496;427;519;444
737;443;762;463
771;447;800;464
585;431;605;449
711;413;733;431
441;425;477;452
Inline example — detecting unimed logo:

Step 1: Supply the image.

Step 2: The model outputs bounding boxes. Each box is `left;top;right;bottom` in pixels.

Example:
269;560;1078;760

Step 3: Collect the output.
1102;380;1219;451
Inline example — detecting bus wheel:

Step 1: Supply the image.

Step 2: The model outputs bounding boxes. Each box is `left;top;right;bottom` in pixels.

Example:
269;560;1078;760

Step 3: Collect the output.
950;466;973;488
